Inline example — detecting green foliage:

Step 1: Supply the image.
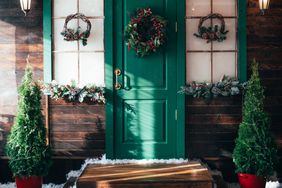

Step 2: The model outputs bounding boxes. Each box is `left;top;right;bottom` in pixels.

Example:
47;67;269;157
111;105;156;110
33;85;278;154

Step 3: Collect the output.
179;75;246;99
125;8;167;57
6;65;52;177
233;60;278;177
43;80;105;104
61;26;90;46
194;25;229;43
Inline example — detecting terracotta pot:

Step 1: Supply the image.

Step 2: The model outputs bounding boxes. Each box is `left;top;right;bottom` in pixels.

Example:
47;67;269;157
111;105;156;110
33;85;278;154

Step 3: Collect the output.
15;176;43;188
238;173;266;188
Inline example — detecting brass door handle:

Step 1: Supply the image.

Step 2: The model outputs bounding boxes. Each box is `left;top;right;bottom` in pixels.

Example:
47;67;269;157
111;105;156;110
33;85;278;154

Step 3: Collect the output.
114;68;122;90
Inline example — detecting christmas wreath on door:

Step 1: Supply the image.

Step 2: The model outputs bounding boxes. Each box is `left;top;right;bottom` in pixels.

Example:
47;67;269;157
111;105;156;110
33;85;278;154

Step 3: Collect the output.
125;8;167;57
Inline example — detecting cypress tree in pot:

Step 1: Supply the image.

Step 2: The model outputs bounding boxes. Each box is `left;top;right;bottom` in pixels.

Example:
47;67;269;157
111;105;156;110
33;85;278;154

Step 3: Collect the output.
233;60;278;188
5;63;52;188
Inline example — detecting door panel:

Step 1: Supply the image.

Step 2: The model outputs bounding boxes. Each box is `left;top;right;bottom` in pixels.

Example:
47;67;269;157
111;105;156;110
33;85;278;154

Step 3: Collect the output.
113;0;177;159
125;55;166;88
123;100;166;143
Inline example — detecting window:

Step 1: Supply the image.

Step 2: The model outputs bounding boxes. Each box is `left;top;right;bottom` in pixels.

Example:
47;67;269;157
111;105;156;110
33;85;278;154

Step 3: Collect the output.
186;0;246;83
44;0;246;85
45;0;105;86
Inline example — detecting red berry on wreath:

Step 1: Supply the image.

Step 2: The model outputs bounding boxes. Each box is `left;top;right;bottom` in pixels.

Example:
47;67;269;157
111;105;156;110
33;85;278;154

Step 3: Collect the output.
202;33;208;40
128;43;131;50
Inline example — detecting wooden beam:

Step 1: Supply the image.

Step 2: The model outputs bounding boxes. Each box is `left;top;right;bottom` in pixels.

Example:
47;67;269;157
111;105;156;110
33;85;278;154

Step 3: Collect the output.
45;96;50;145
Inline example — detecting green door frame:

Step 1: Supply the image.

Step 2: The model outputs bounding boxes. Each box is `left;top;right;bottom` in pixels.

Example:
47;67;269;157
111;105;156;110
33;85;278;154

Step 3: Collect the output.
238;0;247;82
105;0;115;159
43;0;52;83
105;0;186;159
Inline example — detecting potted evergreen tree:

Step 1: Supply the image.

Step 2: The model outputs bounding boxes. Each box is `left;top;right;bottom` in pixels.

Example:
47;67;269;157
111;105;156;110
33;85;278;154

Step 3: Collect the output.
5;62;52;188
233;60;278;188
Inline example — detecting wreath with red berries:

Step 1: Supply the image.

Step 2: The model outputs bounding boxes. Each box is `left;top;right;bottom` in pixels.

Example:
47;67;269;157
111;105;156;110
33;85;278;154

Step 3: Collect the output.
125;8;167;57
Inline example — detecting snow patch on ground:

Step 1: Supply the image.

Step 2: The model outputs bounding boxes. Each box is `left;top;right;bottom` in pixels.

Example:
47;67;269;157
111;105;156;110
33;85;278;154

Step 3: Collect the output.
266;181;282;188
83;154;189;165
0;183;64;188
0;183;14;188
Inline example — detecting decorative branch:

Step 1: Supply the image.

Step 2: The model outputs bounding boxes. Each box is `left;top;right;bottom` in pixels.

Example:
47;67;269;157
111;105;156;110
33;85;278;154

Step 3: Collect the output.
42;81;105;104
179;75;246;99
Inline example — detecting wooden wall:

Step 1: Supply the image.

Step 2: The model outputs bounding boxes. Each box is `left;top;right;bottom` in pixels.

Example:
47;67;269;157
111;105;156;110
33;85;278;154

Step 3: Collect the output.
186;0;282;181
0;0;87;183
249;0;282;176
0;0;46;183
186;96;242;181
0;0;44;153
0;0;282;184
49;100;105;158
248;0;282;143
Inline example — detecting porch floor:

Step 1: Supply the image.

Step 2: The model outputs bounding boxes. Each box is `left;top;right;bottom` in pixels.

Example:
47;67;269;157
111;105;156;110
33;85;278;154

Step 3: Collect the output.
76;162;213;188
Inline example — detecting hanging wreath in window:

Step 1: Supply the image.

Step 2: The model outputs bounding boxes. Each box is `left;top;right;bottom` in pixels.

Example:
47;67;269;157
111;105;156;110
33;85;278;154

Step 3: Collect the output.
125;8;167;57
194;13;229;43
61;13;92;46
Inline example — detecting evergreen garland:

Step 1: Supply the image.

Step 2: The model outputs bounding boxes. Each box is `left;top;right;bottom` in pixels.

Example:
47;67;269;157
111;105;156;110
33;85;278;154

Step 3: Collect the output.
233;60;278;177
43;80;105;104
6;64;52;177
179;75;246;99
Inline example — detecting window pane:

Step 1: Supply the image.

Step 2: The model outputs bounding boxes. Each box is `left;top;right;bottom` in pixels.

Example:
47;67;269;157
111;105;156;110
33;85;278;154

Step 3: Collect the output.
79;53;105;86
53;0;77;18
79;19;104;51
213;52;236;82
79;0;104;17
54;53;78;84
213;19;237;51
186;19;211;51
53;19;78;51
213;0;237;17
187;53;211;82
186;0;211;17
185;0;238;83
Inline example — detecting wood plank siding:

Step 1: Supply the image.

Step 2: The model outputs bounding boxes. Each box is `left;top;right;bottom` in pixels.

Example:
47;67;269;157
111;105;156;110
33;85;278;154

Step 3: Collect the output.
248;0;282;178
0;0;282;183
0;0;44;155
49;100;105;158
186;96;243;181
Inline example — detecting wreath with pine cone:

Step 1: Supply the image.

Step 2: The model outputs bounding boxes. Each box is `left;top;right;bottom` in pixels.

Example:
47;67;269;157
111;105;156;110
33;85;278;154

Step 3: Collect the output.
125;8;167;57
61;13;92;46
194;13;229;43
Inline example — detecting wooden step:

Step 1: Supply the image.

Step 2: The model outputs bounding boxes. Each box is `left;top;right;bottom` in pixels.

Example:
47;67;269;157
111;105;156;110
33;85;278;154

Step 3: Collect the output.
76;162;213;188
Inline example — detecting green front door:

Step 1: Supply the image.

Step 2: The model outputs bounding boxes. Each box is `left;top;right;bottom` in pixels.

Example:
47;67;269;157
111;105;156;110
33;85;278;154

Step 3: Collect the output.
111;0;179;159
